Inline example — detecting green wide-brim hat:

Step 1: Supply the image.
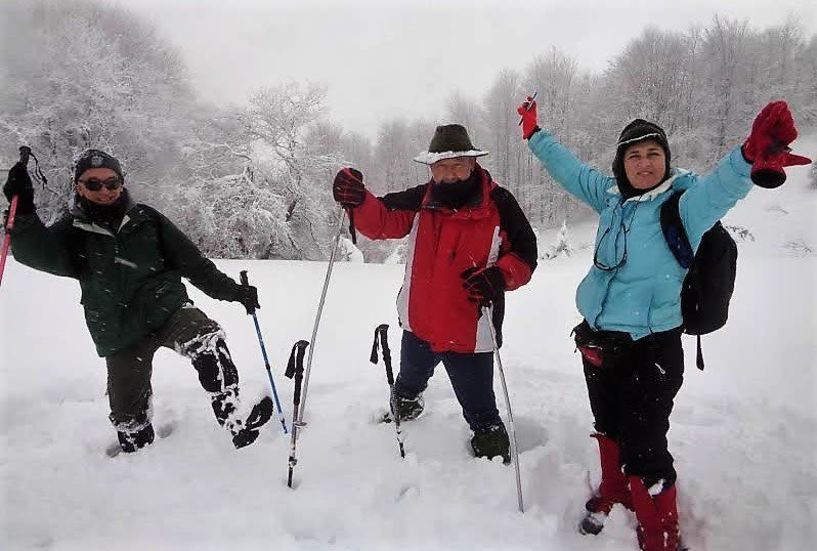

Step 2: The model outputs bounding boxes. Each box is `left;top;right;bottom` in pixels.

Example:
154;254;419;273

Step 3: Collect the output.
413;124;489;165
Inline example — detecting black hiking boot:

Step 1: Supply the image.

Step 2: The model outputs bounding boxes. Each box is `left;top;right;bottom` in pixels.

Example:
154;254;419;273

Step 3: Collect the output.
579;503;608;535
231;396;274;449
471;423;511;464
117;423;155;453
382;393;424;423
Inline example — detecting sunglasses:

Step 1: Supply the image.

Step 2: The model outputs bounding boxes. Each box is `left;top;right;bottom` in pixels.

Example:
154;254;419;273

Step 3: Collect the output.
79;177;123;191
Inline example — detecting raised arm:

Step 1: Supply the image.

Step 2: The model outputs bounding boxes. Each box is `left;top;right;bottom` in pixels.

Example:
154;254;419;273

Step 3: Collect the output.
518;98;612;213
10;213;80;278
333;168;419;240
4;161;79;278
680;101;812;249
677;148;752;249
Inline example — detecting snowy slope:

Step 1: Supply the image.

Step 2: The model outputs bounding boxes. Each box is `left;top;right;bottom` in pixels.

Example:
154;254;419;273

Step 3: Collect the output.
1;161;815;551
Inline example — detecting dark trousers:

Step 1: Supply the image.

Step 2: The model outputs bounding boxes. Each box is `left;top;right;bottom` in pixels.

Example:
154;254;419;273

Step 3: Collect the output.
394;330;501;431
580;324;684;486
105;306;239;433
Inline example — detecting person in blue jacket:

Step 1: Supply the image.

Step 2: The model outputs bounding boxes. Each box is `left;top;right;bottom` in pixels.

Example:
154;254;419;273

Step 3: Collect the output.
517;99;810;551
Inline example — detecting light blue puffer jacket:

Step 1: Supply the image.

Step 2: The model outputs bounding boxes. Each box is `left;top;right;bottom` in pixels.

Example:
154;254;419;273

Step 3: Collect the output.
528;129;753;340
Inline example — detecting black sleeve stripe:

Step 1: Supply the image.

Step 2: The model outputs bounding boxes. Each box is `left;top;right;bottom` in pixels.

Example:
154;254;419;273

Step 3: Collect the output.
381;183;428;211
491;186;538;272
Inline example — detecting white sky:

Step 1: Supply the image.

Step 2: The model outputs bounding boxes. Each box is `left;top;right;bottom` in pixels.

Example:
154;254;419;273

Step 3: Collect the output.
106;0;816;139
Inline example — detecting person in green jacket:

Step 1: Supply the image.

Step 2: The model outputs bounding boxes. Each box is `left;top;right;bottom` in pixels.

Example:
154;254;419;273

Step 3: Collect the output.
3;148;273;454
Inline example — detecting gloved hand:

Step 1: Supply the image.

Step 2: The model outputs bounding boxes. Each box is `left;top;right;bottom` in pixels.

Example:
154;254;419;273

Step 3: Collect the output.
236;285;260;315
333;168;366;208
516;96;540;140
2;162;35;215
461;266;506;305
742;101;812;188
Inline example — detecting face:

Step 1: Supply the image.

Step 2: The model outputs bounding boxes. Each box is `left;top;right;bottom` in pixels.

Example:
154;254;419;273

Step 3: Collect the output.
622;140;667;190
430;157;476;184
75;167;124;205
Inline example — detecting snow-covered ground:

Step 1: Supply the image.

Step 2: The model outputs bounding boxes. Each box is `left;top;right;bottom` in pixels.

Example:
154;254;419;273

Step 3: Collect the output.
1;162;815;550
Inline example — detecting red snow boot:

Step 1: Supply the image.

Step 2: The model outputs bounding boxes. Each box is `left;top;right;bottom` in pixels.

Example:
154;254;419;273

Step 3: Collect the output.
629;476;681;551
579;434;633;535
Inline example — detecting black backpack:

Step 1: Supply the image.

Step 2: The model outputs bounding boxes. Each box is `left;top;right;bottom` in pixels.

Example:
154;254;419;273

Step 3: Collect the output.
660;191;738;370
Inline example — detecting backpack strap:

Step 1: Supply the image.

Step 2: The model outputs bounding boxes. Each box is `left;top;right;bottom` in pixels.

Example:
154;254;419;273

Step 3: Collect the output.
662;191;707;371
660;191;694;269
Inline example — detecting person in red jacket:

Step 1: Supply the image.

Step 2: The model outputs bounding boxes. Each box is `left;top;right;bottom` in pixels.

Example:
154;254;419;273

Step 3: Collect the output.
333;124;537;462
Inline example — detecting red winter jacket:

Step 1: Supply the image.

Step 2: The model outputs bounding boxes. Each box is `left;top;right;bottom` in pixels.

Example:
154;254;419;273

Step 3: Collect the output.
352;165;537;353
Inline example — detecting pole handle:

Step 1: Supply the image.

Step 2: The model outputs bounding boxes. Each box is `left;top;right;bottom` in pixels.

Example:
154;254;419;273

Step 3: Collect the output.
370;324;394;383
348;209;357;244
19;146;31;166
240;270;249;286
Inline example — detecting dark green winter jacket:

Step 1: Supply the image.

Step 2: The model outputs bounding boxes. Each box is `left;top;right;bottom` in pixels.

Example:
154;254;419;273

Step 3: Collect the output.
10;198;243;357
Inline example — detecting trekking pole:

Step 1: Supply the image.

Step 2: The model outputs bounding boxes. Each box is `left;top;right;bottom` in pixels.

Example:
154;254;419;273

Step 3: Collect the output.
240;270;288;435
346;208;357;245
482;304;524;513
0;146;31;288
284;339;309;488
296;205;345;425
370;324;406;458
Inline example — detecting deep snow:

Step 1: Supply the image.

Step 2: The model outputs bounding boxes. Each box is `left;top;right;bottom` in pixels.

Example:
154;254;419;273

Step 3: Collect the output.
1;163;815;551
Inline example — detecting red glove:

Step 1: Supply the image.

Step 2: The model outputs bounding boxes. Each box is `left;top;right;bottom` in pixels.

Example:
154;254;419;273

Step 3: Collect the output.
742;101;812;188
333;167;365;208
516;97;539;140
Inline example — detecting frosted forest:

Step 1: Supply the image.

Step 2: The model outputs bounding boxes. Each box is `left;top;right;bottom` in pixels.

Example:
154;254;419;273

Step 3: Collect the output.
1;0;816;263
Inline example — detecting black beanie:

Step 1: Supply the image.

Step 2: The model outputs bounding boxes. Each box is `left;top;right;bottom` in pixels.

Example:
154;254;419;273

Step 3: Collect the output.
73;149;123;182
611;119;671;197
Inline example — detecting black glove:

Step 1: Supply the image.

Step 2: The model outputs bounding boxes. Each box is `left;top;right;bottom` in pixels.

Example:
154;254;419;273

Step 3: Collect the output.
461;266;506;305
333;168;365;208
236;285;260;314
3;162;35;216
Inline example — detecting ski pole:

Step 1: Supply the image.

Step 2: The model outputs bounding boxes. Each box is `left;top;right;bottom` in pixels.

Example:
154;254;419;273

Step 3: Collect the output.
296;205;345;426
338;167;359;244
370;324;406;458
284;339;309;488
347;208;357;245
0;146;31;289
240;270;288;435
482;304;524;513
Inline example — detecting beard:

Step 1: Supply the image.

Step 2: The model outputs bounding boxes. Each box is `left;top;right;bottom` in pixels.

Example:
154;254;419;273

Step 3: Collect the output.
430;169;481;210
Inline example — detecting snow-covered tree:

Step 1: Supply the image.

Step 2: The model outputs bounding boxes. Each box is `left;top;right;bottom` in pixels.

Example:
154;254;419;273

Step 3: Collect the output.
0;0;194;222
3;2;814;259
543;220;574;259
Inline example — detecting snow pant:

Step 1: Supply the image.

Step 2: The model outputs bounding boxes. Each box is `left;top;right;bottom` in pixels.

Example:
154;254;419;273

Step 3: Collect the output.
575;320;684;487
105;305;240;439
393;330;501;431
